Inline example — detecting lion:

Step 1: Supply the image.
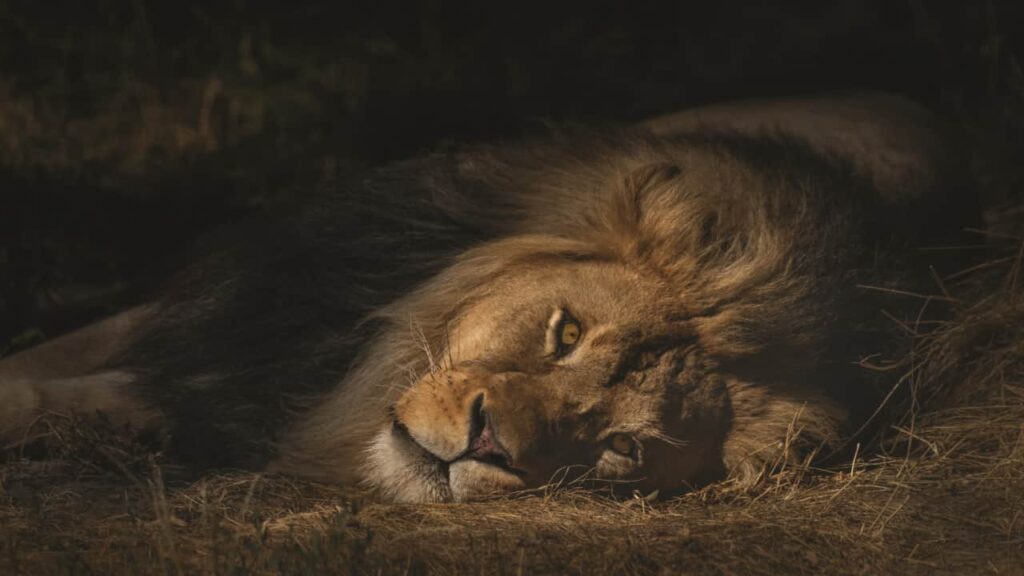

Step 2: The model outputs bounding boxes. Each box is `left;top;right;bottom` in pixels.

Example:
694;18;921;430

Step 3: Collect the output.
0;92;977;502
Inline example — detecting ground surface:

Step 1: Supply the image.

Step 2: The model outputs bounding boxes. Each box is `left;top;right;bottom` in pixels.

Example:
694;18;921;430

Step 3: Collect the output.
2;3;1024;575
3;255;1024;575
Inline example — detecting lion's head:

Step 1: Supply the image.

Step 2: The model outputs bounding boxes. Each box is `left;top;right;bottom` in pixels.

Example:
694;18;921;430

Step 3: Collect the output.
371;250;730;502
276;149;853;502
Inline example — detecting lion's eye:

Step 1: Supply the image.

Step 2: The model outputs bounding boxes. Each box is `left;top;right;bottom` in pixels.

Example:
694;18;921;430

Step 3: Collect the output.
610;433;636;458
559;320;581;347
546;309;583;358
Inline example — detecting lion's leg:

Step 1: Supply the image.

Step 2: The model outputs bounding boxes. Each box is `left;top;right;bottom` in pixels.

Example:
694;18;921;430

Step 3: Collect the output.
0;304;155;382
0;305;161;449
0;370;162;448
721;378;847;485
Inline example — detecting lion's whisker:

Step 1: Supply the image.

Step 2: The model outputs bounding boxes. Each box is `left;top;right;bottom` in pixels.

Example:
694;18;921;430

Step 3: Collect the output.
649;430;689;449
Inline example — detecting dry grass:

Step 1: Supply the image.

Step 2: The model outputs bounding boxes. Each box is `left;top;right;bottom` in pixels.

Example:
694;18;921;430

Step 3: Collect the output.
2;236;1023;575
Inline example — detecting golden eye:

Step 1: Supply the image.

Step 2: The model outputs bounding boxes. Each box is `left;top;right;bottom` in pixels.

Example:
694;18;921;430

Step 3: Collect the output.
547;309;583;358
559;321;581;346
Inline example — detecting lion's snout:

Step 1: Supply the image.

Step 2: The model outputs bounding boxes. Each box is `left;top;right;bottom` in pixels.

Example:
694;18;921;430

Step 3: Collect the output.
394;369;539;463
393;370;486;462
393;368;580;495
463;394;514;470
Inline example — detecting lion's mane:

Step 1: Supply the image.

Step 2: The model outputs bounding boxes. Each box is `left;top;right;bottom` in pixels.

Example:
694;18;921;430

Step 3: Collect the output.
116;127;963;479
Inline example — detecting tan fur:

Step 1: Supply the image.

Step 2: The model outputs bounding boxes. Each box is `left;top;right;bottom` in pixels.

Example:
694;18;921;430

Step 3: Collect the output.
0;305;155;382
0;306;161;447
0;371;162;448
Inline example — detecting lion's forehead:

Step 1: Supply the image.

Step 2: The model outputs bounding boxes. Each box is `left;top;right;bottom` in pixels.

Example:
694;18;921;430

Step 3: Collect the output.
444;260;672;363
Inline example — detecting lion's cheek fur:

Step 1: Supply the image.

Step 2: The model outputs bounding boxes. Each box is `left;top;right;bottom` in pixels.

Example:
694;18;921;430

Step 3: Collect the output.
362;426;453;503
393;371;486;462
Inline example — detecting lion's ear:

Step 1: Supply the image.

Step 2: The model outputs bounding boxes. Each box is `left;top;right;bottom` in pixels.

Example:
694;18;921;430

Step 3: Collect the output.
605;161;737;277
618;162;683;224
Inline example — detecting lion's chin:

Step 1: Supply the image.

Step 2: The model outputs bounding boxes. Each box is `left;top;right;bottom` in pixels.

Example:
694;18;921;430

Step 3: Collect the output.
364;425;526;503
448;459;526;502
363;425;453;503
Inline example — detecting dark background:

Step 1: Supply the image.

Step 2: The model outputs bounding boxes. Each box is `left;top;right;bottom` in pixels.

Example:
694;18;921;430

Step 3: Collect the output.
1;0;1022;354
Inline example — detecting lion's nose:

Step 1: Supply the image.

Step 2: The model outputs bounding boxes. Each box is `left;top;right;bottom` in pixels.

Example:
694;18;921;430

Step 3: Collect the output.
462;393;513;469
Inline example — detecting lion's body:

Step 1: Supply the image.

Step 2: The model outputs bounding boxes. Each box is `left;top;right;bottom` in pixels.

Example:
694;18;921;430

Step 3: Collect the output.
0;93;978;502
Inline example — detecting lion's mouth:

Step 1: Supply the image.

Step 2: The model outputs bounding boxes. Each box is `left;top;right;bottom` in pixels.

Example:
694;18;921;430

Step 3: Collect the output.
454;394;526;477
390;413;527;484
461;450;525;477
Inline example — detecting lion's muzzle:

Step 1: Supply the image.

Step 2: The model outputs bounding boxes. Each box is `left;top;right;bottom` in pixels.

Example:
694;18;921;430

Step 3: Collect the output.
393;368;582;499
462;394;515;470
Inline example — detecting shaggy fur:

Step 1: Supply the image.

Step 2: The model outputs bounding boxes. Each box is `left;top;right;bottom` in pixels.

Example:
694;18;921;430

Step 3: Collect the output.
0;96;979;502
